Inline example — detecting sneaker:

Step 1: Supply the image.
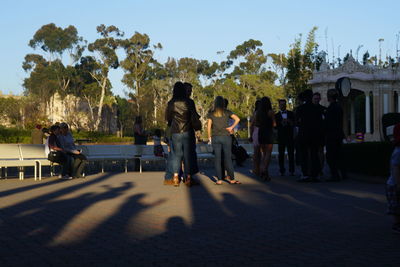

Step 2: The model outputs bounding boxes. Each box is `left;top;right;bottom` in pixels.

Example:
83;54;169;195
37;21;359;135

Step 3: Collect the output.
62;175;72;180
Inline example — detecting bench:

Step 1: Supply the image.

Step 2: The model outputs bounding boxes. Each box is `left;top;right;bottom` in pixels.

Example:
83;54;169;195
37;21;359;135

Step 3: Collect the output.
134;145;167;173
0;144;38;180
196;144;215;161
82;145;129;173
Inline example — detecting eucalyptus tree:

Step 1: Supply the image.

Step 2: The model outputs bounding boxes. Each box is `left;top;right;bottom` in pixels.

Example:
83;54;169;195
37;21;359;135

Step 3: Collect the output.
120;32;162;114
285;27;318;104
23;23;85;122
86;24;123;131
26;23;85;95
268;53;287;85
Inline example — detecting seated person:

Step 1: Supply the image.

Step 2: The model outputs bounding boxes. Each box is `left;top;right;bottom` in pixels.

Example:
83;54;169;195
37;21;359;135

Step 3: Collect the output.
45;125;72;179
58;122;87;179
153;129;165;157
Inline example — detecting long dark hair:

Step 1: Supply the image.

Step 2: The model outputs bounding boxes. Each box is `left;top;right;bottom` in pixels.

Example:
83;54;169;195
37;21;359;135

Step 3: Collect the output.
212;96;225;117
256;96;272;125
173;81;186;99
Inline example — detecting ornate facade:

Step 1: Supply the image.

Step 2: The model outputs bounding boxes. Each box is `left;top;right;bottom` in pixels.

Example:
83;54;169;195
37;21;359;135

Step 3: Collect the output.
309;55;400;141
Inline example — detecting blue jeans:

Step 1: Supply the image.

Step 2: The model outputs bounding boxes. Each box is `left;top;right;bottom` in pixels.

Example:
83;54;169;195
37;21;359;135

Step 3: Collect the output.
212;135;234;180
171;132;192;175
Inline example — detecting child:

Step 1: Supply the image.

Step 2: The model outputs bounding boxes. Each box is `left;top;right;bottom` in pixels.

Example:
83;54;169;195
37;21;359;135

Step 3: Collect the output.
387;123;400;234
153;129;164;157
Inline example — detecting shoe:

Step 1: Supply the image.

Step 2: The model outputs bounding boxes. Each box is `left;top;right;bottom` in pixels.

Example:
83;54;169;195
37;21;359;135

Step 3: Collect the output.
163;179;174;185
172;175;180;187
289;173;295;176
215;180;223;185
280;172;285;177
62;175;72;180
223;176;242;184
184;175;193;187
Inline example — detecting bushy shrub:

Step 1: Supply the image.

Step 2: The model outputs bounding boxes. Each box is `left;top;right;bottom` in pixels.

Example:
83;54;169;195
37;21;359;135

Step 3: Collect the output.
342;142;393;177
0;126;31;143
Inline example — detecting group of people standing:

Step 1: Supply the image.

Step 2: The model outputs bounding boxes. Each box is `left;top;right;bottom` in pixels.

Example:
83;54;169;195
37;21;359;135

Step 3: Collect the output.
164;82;242;186
164;81;346;187
273;89;346;182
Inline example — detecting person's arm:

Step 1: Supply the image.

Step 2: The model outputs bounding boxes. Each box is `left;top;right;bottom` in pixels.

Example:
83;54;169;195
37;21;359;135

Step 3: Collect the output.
269;110;276;128
227;114;240;133
207;118;212;143
48;136;63;151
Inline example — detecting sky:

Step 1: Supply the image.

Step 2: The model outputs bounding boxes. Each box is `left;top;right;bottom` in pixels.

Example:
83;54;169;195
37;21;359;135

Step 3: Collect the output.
1;0;400;97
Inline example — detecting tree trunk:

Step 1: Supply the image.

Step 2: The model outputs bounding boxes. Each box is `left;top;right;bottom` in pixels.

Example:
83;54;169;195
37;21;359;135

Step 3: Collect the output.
93;78;107;131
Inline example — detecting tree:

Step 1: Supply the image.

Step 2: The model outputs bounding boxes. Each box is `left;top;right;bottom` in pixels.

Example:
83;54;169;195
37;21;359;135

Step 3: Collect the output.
268;53;287;85
120;32;162;114
285;27;318;103
227;39;267;77
24;23;85;122
86;24;123;131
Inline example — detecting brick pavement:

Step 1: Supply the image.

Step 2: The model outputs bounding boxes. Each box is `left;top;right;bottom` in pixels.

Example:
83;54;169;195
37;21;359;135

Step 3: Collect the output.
0;162;399;266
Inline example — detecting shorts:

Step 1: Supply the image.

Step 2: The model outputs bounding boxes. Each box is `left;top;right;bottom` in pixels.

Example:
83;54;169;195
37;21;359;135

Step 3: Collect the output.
386;184;400;215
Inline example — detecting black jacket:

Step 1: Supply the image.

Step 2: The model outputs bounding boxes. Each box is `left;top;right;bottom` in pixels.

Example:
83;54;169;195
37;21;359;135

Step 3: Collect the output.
325;102;344;140
166;98;194;134
295;102;324;144
275;110;295;144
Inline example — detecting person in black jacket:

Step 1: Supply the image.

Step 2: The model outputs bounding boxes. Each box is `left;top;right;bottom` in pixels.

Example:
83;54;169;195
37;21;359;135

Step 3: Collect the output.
312;92;327;177
166;82;197;187
184;82;200;177
296;90;324;182
275;99;295;176
325;89;346;181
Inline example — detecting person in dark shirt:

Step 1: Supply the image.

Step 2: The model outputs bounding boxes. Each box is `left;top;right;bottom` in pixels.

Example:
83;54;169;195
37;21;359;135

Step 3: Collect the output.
312;92;327;177
47;125;72;179
325;89;346;181
166;82;196;187
296;90;324;182
207;96;241;185
184;82;200;178
275;99;295;176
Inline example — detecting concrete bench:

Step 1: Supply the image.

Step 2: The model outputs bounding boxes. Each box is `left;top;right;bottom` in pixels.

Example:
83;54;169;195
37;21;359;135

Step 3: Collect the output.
0;144;38;180
82;145;129;173
135;145;167;173
196;144;215;160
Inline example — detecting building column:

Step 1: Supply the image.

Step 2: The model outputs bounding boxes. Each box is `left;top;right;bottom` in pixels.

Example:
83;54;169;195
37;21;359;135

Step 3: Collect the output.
383;93;389;114
365;93;371;133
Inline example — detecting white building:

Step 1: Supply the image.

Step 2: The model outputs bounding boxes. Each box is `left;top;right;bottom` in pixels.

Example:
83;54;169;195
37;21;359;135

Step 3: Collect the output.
309;55;400;141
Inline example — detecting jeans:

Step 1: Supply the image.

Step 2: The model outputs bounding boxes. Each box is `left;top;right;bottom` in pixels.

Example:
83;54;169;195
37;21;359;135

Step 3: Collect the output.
171;132;192;175
61;154;73;176
188;129;199;175
71;153;87;178
212;135;235;180
164;140;183;180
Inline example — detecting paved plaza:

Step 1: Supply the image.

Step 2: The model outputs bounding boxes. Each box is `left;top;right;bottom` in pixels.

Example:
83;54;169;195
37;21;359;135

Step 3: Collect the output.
0;163;399;266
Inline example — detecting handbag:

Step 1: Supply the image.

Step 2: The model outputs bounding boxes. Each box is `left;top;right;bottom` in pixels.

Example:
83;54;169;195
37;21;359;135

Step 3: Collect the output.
191;109;202;131
47;151;65;164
